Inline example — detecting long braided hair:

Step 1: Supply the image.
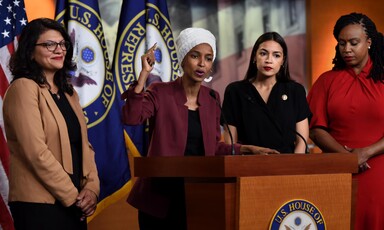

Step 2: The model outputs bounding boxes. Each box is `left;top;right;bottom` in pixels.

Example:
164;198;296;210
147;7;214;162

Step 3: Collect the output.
332;12;384;82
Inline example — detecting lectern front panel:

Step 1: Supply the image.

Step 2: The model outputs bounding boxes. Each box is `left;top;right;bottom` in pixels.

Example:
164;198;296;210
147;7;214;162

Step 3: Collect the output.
237;174;352;230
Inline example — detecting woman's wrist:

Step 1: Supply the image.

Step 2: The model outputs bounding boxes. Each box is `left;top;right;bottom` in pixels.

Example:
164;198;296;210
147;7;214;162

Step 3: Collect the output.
239;145;249;154
134;70;150;93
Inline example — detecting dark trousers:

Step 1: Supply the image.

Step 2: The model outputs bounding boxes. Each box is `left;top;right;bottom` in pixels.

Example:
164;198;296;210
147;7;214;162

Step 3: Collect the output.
138;208;187;230
138;178;187;230
10;201;86;230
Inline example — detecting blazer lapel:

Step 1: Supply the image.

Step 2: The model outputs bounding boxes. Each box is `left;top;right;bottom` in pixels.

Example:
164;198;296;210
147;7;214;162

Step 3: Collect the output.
173;78;189;138
41;88;73;174
197;88;211;155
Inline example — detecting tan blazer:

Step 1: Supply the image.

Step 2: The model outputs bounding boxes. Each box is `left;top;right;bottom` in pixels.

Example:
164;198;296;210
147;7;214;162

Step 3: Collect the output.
3;78;99;207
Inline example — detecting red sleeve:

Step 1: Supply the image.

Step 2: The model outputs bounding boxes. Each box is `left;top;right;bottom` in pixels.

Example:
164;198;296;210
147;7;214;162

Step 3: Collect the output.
307;73;329;129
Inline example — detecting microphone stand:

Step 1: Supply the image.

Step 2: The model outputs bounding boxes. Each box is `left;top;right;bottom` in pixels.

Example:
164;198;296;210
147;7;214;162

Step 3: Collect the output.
294;130;309;154
209;90;235;155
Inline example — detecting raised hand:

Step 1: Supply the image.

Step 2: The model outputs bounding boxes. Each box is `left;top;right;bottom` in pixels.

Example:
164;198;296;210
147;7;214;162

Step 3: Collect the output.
134;43;157;93
141;43;157;73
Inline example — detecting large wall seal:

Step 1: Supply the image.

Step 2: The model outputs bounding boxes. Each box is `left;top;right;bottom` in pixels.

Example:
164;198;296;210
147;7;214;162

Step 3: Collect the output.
56;1;115;128
113;2;179;95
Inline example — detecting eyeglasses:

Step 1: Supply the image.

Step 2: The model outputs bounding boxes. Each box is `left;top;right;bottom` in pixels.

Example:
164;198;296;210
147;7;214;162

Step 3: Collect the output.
35;40;70;52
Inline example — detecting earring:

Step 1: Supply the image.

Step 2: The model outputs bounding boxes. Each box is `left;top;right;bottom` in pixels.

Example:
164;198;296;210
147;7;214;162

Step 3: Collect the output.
204;76;213;82
368;46;371;49
204;69;213;82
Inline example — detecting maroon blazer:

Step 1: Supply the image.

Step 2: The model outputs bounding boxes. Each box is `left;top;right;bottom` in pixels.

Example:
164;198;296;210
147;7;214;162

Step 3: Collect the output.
121;77;240;217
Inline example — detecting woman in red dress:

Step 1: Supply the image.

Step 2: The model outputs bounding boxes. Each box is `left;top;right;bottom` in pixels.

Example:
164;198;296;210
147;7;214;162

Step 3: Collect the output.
307;12;384;229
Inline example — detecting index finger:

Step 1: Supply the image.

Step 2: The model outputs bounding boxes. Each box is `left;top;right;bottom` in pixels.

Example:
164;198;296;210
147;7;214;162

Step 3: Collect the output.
148;43;157;52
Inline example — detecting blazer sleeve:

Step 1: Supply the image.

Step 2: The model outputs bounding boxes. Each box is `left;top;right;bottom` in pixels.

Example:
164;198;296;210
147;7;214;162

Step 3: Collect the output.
121;81;157;125
307;74;329;129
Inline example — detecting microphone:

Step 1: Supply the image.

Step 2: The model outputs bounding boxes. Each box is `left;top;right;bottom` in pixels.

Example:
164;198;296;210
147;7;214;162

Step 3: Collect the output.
209;89;235;155
294;130;309;154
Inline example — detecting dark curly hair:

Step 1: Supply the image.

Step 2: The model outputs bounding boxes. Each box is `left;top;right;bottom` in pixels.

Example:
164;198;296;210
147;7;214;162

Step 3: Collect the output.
244;31;291;82
9;17;76;95
332;12;384;82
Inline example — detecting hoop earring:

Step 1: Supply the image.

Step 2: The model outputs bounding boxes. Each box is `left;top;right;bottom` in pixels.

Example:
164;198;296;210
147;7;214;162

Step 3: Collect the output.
204;69;213;82
204;76;213;82
204;69;213;83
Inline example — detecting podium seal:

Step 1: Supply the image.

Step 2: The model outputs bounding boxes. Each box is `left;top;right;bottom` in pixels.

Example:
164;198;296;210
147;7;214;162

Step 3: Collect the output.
269;199;326;230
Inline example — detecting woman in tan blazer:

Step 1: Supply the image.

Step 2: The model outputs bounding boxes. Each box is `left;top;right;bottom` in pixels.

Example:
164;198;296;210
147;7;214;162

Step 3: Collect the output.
2;18;99;230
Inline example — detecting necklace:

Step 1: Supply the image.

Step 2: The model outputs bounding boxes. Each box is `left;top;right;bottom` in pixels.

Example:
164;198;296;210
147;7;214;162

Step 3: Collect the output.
49;90;61;100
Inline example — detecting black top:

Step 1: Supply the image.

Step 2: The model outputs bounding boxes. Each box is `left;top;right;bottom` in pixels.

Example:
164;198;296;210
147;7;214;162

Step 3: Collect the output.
184;109;205;156
50;90;83;190
221;80;311;153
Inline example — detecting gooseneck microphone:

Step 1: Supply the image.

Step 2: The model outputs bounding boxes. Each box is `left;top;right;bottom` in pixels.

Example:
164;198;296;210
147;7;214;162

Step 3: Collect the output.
294;130;309;154
209;89;235;155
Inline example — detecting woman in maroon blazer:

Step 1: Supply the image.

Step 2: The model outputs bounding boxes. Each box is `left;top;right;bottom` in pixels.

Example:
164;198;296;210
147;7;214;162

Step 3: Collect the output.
122;28;278;229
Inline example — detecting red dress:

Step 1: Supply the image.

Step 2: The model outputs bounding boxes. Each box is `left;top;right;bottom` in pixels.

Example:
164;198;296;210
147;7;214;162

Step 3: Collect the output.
307;58;384;230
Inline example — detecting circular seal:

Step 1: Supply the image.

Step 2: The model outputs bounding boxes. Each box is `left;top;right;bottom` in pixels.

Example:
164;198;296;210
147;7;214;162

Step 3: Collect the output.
113;3;179;95
269;199;326;230
56;2;115;128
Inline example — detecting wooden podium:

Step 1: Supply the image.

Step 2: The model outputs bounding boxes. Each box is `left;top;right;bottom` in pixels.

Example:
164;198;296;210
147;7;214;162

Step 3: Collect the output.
134;153;358;230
